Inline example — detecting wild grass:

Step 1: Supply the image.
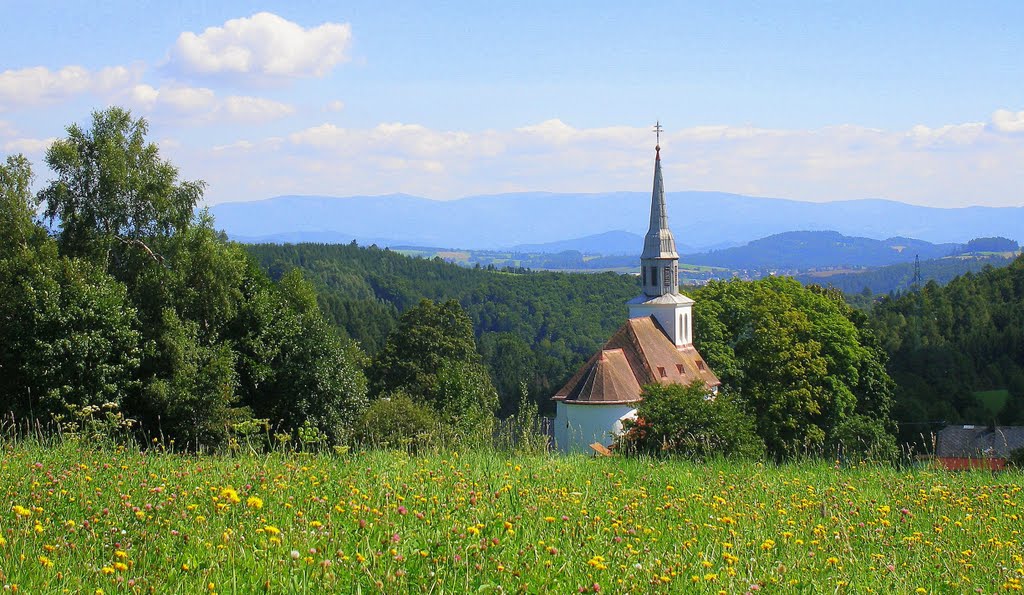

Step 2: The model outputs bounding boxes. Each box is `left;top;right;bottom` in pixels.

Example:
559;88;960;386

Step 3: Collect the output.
1;438;1021;593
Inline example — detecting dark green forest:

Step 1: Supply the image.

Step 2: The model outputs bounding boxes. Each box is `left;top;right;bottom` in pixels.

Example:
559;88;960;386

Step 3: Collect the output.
244;242;639;416
871;259;1024;441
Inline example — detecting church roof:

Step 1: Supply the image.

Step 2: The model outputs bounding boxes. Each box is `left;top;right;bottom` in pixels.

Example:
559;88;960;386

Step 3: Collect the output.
556;349;642;405
554;315;721;405
935;425;1024;459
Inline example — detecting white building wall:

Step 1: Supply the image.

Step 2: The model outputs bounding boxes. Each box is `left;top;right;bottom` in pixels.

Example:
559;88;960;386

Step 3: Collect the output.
553;402;637;454
628;302;693;347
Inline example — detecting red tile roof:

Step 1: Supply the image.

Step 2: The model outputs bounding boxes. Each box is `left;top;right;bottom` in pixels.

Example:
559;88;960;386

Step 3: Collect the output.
554;315;721;405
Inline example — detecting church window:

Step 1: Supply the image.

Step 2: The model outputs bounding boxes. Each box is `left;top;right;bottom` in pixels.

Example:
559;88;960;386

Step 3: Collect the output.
657;366;667;378
641;266;647;285
684;313;689;342
676;364;685;374
651;266;658;286
696;360;705;370
663;266;671;287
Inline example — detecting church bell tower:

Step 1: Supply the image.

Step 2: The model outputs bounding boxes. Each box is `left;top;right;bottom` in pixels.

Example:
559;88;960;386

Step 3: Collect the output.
628;122;694;347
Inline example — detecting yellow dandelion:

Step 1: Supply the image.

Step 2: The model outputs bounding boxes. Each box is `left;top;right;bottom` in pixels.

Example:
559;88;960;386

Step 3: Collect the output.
219;487;241;504
247;496;263;509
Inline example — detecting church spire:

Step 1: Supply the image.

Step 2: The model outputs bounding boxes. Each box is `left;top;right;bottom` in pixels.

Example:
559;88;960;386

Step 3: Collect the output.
637;122;679;298
628;123;692;347
641;144;677;260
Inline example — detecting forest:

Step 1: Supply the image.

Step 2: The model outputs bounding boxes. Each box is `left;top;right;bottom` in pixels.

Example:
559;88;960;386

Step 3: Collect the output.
3;106;1022;459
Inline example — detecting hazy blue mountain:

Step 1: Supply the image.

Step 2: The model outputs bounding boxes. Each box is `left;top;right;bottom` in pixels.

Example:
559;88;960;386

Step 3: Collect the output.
229;230;403;246
510;231;650;255
796;254;1019;295
209;191;1024;251
684;231;962;270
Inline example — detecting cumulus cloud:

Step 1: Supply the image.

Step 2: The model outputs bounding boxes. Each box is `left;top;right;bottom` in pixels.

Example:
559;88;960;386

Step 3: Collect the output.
3;137;56;155
124;83;293;123
195;118;1024;208
0;65;137;109
991;109;1024;133
169;12;352;79
289;122;479;159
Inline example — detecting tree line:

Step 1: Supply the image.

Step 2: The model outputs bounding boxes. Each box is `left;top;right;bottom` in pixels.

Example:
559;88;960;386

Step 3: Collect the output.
1;109;368;446
870;257;1024;443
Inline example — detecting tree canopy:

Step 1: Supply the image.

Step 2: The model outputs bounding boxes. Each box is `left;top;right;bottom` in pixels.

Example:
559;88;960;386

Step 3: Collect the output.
695;277;895;458
619;381;764;459
1;107;368;447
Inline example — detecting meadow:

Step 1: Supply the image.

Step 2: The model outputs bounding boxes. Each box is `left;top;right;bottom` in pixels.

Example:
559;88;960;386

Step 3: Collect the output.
1;441;1021;594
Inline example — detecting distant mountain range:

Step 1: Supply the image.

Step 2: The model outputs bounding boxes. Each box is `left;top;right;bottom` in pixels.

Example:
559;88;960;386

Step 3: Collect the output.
510;231;649;255
209;192;1024;252
684;231;962;270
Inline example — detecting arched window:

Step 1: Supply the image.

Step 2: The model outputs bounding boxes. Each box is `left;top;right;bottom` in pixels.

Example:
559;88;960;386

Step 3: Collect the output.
683;313;689;342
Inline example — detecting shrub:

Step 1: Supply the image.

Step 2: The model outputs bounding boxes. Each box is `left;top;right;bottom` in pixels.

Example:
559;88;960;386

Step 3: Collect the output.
619;381;764;460
355;393;440;452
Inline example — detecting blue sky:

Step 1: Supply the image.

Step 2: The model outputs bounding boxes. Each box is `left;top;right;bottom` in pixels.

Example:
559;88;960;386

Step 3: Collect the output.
2;1;1023;207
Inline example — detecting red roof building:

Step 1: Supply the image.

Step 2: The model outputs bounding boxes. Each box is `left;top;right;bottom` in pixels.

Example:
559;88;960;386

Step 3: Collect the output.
553;132;720;453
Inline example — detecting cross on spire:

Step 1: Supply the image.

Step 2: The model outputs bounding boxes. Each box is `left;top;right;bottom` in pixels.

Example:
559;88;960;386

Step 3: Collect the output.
653;120;663;147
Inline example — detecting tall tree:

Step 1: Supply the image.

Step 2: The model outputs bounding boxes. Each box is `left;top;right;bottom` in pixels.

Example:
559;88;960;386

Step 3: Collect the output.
2;155;142;420
368;299;497;438
0;154;41;257
39;107;204;270
28;108;369;446
695;277;895;458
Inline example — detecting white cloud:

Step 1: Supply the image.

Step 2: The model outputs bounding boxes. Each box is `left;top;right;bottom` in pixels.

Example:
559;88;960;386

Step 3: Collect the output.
221;95;294;121
0;120;15;137
0;65;137;109
169;12;352;79
3;137;56;155
325;100;345;112
195;118;1024;208
991;109;1024;133
123;83;293;123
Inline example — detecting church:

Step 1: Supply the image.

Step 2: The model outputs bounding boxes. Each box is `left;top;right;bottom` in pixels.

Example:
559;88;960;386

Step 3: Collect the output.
553;135;721;454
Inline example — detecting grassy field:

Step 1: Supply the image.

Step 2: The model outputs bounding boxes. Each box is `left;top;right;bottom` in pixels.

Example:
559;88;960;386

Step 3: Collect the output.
1;442;1022;594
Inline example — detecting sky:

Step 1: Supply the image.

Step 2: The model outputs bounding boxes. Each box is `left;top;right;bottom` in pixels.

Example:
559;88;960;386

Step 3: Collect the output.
2;1;1023;208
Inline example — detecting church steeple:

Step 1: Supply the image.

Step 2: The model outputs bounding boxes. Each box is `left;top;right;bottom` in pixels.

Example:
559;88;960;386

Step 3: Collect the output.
639;122;679;297
640;143;679;263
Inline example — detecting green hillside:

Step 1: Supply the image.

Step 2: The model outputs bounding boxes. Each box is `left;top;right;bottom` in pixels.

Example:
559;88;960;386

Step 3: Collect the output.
244;242;640;415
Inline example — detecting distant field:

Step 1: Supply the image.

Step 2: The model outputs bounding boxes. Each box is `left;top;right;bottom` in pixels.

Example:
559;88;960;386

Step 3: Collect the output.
1;442;1022;593
974;389;1011;415
797;268;866;278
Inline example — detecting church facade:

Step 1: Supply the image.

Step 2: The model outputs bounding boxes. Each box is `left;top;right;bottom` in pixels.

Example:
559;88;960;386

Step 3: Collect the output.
552;140;721;454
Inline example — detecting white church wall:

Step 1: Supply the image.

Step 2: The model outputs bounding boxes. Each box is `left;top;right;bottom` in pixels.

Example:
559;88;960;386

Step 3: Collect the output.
628;302;692;347
554;402;637;454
